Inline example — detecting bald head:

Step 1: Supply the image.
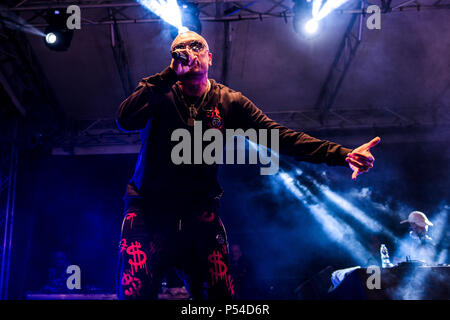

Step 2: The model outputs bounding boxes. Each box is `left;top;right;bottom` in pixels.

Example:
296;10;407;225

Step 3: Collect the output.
171;31;209;52
169;30;212;84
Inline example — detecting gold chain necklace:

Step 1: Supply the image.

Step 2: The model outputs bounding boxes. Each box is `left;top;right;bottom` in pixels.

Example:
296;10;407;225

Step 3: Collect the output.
177;80;210;126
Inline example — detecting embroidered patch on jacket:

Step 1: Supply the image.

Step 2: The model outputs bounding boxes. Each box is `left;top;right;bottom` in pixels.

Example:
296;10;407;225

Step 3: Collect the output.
205;106;223;130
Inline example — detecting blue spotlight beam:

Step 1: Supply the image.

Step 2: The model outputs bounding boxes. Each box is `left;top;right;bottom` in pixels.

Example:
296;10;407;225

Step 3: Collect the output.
0;5;45;37
138;0;187;33
313;0;351;21
319;184;395;238
244;128;448;268
277;171;373;264
251;139;394;236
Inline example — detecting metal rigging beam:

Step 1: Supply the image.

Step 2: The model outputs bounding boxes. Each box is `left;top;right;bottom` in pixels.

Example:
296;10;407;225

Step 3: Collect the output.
0;9;65;141
314;0;364;122
49;103;450;154
3;0;449;28
0;122;18;300
109;9;135;98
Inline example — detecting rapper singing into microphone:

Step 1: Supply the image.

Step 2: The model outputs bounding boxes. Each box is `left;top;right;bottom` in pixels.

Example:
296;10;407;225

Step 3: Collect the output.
115;31;380;300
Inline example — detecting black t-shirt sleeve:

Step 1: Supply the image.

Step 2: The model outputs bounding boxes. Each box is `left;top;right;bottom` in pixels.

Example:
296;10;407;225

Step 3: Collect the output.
231;93;352;166
116;67;178;131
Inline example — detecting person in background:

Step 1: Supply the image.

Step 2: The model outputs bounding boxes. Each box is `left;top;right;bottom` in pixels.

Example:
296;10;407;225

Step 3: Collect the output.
42;251;71;292
400;211;434;244
397;211;435;264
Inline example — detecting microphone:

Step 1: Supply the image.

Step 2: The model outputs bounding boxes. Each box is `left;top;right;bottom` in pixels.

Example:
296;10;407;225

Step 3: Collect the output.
171;51;189;64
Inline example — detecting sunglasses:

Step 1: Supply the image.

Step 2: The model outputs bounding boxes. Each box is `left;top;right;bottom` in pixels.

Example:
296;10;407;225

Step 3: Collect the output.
171;40;206;53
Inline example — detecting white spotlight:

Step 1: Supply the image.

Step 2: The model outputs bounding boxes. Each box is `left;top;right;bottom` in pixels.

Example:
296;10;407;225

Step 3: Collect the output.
304;19;319;34
45;32;57;44
178;26;189;34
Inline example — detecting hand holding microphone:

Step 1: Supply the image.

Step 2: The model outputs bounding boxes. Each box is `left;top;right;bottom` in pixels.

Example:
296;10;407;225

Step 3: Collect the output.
171;51;189;64
170;49;197;76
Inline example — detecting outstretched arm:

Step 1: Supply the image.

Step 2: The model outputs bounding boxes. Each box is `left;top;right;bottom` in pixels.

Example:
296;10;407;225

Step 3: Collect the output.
231;95;352;166
232;94;380;179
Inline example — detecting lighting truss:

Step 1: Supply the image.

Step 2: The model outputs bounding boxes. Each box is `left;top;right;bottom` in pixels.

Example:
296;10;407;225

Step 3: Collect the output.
3;0;449;27
0;123;18;300
49;104;450;154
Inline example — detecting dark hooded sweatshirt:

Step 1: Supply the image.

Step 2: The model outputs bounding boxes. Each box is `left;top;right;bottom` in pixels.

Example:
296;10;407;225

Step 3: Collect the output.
116;67;352;206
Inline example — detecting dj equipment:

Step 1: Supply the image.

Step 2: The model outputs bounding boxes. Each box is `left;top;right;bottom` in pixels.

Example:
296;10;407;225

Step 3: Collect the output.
327;264;450;300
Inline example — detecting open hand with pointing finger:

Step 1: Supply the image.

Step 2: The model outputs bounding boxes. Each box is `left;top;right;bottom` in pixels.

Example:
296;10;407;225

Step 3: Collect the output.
346;137;381;180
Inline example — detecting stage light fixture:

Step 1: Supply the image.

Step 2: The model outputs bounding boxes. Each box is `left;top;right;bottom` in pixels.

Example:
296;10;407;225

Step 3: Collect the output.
45;32;57;44
293;0;352;37
304;19;319;34
44;9;74;51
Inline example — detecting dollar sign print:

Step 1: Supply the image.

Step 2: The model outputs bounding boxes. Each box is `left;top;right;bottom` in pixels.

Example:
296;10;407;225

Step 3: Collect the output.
120;238;127;253
208;250;228;285
125;212;136;229
127;241;147;275
227;274;235;297
122;272;133;286
121;271;142;297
